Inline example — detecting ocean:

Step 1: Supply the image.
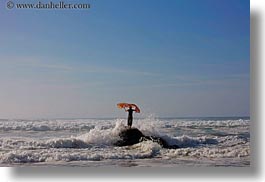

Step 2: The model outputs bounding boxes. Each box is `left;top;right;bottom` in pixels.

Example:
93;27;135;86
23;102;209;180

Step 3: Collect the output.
0;116;250;167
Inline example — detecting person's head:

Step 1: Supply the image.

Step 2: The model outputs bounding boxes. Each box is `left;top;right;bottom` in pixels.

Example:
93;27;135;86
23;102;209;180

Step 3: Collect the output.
129;106;132;109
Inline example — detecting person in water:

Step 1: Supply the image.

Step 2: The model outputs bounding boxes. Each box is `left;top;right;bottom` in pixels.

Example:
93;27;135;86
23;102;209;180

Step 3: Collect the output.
126;106;135;128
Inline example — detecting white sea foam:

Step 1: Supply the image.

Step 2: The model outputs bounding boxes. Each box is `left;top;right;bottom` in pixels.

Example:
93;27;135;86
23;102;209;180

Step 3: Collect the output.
0;119;110;131
0;117;250;166
0;140;161;163
163;143;250;158
0;118;249;131
171;119;249;128
75;119;127;145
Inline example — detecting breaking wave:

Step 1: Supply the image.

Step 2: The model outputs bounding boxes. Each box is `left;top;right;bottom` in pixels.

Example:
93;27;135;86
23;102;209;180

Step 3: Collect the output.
0;140;161;163
0;117;250;165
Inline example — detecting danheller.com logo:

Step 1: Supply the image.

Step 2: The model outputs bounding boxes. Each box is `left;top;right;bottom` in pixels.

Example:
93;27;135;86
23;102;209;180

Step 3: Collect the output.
6;1;91;10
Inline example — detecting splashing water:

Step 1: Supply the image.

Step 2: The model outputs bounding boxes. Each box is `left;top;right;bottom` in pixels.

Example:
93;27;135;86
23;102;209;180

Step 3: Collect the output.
0;117;250;167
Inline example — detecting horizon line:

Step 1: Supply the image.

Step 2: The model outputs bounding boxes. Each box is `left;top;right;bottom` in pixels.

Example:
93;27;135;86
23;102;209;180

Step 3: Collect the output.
0;116;250;120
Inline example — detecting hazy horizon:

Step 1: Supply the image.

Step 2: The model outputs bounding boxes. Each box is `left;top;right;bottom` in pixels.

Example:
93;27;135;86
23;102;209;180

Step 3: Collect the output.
0;115;250;120
0;0;250;118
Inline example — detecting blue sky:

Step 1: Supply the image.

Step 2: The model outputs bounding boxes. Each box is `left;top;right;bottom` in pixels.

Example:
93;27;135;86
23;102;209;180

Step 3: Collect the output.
0;0;249;118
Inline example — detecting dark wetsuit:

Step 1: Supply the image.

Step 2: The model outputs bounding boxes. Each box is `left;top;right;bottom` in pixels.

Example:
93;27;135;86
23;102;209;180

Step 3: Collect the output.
127;108;135;127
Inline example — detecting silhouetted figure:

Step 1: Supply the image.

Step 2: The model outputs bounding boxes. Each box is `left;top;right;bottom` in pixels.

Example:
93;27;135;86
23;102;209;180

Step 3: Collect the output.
126;106;135;128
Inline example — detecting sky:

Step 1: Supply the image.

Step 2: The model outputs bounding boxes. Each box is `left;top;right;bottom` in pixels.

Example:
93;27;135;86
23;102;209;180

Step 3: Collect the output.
0;0;249;118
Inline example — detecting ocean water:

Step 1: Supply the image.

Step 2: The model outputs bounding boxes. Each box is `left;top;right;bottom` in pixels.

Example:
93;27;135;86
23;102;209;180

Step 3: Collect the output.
0;116;250;167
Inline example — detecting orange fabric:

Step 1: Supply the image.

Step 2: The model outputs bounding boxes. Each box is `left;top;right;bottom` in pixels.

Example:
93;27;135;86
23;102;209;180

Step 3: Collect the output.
117;103;140;113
